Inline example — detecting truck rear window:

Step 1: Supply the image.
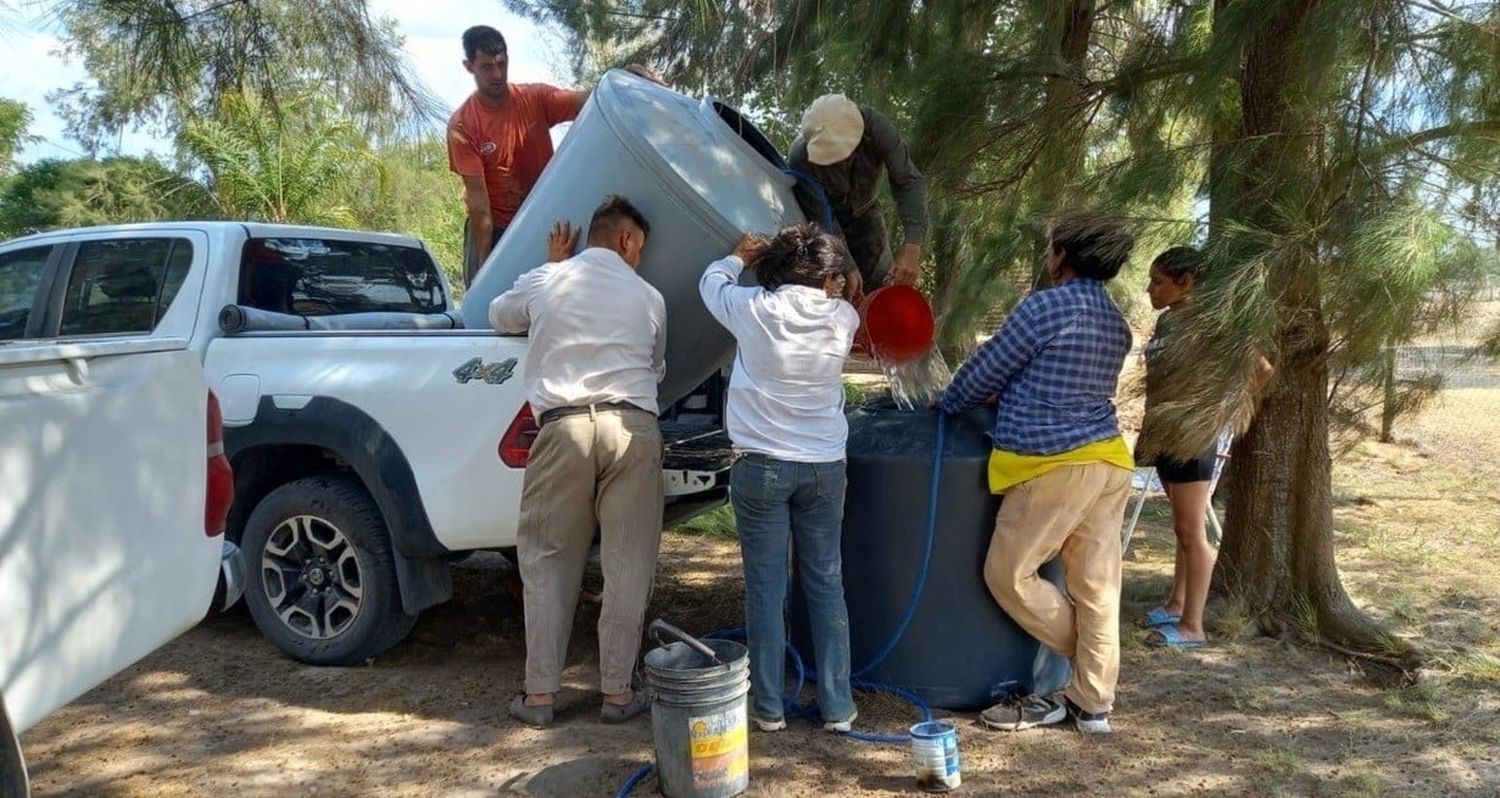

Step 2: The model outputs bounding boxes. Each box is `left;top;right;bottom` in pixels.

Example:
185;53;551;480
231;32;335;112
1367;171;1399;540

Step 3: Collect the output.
58;238;193;338
239;238;446;316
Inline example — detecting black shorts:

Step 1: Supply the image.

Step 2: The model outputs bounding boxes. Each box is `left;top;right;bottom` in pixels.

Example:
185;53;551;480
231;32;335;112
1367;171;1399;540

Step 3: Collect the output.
1152;447;1218;484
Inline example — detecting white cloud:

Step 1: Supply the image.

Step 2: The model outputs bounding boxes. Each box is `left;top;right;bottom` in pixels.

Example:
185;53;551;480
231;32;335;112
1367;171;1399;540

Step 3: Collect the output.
0;2;575;164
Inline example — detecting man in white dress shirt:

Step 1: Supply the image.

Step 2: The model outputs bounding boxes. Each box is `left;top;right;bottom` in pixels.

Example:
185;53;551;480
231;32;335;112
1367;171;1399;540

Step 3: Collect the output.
489;195;666;727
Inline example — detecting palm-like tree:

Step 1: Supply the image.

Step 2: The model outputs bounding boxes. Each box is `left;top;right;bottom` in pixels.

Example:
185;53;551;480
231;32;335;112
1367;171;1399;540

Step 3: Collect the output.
179;92;385;228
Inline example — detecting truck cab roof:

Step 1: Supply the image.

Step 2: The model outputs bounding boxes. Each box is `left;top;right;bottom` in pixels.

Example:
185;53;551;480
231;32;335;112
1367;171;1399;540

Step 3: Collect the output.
6;221;427;251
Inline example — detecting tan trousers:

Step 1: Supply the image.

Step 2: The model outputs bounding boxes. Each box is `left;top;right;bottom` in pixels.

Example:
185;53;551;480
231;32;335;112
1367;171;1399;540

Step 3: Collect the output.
517;407;664;696
983;462;1131;714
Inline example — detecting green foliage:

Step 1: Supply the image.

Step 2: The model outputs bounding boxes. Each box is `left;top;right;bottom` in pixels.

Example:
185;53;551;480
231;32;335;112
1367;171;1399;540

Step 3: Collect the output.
0;156;214;237
179;92;385;227
349;138;468;295
521;0;1500;452
47;0;439;150
1321;202;1488;438
0;98;35;175
842;379;866;408
675;505;736;539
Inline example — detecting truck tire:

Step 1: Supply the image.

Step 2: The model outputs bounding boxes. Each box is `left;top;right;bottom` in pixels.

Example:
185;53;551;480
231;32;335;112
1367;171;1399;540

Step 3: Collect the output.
0;692;27;798
242;474;418;665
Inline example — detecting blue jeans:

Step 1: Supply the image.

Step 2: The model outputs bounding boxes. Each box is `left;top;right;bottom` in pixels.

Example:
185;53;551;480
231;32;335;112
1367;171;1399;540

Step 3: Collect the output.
730;455;856;723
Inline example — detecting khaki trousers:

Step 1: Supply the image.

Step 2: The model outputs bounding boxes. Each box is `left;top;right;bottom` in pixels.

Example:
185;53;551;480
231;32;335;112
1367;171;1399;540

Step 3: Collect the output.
983;462;1131;714
517;407;664;696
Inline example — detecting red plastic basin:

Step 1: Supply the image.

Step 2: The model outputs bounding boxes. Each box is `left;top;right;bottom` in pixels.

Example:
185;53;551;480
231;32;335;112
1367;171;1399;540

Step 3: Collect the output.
854;285;935;364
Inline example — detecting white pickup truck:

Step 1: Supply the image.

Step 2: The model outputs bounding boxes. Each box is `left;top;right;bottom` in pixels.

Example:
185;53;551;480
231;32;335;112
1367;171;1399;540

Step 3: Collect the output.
0;222;730;675
1;246;240;793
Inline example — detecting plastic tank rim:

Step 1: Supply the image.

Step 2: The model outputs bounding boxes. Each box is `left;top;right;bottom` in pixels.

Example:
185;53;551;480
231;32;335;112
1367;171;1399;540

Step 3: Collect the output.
593;70;789;241
695;97;795;185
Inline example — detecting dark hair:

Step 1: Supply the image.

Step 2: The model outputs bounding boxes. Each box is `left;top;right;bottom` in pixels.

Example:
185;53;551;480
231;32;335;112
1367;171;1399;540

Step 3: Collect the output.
1152;245;1203;282
754;223;850;292
587;195;651;242
463;26;507;61
1048;210;1135;281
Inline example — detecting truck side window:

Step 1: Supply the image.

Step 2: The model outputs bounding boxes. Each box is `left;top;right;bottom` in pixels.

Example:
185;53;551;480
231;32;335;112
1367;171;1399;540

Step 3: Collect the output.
240;238;446;316
0;246;53;341
58;238;193;337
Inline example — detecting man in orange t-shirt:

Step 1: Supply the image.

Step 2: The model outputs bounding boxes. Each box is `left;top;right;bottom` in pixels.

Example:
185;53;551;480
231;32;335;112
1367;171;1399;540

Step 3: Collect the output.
448;25;585;287
449;25;661;286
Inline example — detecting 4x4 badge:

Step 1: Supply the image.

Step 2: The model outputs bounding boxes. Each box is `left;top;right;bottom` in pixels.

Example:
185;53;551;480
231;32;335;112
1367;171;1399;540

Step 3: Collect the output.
453;357;518;385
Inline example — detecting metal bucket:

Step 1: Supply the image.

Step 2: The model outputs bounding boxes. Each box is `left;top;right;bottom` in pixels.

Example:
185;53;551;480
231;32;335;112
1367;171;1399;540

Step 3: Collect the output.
910;720;962;792
644;623;751;798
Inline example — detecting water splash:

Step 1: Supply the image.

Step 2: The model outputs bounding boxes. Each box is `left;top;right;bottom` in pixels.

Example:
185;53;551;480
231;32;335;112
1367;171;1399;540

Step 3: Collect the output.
877;346;954;410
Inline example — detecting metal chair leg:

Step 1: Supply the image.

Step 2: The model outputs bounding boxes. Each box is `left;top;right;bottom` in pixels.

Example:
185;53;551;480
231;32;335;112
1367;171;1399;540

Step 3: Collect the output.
1122;477;1150;553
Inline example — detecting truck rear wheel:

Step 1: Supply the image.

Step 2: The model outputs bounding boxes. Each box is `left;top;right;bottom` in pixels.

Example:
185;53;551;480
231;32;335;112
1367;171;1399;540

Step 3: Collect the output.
0;692;28;798
242;475;417;665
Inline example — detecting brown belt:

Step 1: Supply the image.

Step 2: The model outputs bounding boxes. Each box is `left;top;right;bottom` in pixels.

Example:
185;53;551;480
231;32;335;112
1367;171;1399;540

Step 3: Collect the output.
538;401;643;425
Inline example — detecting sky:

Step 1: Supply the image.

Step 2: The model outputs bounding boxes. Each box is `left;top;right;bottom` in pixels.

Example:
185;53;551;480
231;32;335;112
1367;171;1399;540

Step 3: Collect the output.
0;0;572;164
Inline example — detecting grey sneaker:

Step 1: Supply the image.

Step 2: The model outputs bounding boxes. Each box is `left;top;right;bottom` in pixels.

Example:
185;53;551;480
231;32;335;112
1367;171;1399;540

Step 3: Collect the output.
980;694;1066;731
1065;697;1112;734
601;689;651;724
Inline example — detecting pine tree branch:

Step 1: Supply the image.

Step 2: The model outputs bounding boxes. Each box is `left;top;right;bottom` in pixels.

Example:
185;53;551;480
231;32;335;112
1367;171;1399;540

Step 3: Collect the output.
1404;0;1500;37
1330;120;1500;184
1389;120;1500;153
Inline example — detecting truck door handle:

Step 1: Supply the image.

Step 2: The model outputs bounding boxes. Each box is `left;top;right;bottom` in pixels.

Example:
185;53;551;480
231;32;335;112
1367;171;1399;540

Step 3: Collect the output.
64;357;89;385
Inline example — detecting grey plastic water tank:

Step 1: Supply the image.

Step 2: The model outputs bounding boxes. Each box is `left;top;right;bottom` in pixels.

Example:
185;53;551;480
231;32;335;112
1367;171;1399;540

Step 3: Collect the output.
791;402;1071;710
459;69;805;408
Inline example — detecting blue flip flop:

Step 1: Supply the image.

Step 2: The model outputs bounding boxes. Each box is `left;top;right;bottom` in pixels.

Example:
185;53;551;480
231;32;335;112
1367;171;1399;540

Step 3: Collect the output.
1136;606;1181;629
1145;624;1206;650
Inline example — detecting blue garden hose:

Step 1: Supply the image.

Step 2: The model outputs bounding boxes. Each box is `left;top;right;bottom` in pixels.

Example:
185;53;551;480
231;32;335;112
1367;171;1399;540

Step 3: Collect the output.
615;764;656;798
617;413;949;796
781;168;835;232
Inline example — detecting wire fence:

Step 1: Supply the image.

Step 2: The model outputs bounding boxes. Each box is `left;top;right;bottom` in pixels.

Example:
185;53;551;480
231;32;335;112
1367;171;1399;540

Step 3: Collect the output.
1397;345;1500;390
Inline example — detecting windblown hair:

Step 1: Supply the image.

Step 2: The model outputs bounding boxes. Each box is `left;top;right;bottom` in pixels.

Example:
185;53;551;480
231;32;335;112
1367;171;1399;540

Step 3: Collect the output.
463;26;507;61
587;195;651;242
753;223;850;291
1048;209;1136;281
1153;245;1204;282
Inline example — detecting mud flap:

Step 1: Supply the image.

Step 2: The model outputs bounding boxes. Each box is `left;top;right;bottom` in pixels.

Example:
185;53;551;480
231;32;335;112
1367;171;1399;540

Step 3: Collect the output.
393;551;453;615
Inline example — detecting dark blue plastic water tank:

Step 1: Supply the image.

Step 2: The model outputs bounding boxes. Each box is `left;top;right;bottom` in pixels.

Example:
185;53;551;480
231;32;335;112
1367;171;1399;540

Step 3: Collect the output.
790;402;1066;711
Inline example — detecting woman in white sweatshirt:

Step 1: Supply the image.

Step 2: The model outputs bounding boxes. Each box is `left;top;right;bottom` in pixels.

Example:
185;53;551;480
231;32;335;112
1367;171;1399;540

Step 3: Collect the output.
698;224;861;733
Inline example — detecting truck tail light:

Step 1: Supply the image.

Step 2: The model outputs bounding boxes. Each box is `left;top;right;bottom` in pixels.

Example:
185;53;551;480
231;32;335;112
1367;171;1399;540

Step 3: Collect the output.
206;391;234;536
499;403;540;468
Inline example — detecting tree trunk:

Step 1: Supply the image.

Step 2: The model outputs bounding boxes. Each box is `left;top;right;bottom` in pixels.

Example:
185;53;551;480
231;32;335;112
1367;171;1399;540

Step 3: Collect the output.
1379;341;1398;444
1205;0;1237;241
1213;0;1422;673
1028;0;1096;290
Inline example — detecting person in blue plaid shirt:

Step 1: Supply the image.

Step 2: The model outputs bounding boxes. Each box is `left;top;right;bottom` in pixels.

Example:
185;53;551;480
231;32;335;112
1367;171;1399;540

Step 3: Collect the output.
937;209;1136;735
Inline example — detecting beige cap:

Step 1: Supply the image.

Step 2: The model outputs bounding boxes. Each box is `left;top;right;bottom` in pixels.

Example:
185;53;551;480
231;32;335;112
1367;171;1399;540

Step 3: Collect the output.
801;94;864;165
